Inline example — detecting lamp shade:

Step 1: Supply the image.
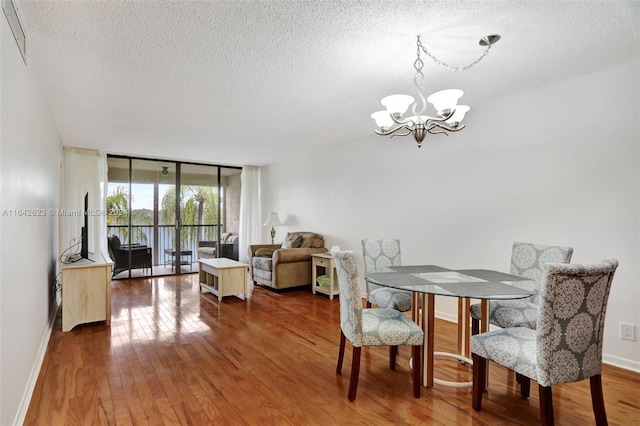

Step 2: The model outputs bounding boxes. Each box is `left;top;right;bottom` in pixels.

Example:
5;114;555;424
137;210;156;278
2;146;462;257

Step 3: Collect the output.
427;89;463;114
381;94;415;116
446;105;470;125
371;111;394;129
263;212;282;227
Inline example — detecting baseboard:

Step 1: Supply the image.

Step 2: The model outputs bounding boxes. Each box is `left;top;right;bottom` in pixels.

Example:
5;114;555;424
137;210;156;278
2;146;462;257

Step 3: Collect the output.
435;310;458;323
12;301;59;426
603;353;640;373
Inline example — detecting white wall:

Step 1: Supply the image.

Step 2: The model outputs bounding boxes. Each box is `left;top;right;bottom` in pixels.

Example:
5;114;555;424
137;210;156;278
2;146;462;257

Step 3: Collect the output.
260;58;640;371
1;17;62;425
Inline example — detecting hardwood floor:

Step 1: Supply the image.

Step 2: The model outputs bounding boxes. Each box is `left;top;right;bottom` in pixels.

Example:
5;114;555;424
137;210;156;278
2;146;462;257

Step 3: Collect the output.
25;274;640;425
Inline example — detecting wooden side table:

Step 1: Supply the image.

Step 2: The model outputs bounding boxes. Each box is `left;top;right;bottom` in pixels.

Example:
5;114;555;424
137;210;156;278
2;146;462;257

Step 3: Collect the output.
311;253;339;300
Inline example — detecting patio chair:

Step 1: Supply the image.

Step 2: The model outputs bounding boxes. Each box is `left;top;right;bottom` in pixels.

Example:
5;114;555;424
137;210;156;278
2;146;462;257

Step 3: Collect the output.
107;235;153;277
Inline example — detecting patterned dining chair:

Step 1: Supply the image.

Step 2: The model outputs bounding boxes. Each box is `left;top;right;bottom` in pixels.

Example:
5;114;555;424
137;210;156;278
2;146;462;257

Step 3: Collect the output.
333;248;423;401
471;259;618;425
361;239;412;312
470;242;573;332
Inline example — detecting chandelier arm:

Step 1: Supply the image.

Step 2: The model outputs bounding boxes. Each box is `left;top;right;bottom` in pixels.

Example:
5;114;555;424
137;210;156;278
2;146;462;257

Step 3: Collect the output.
374;124;413;137
389;129;413;138
427;122;466;134
425;122;448;136
427;129;449;136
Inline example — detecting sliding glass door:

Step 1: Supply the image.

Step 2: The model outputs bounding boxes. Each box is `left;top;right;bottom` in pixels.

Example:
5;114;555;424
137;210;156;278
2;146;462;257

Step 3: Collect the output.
106;156;241;279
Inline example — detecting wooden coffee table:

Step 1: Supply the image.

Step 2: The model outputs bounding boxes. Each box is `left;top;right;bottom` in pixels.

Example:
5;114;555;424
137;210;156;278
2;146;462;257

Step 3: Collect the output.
199;258;249;301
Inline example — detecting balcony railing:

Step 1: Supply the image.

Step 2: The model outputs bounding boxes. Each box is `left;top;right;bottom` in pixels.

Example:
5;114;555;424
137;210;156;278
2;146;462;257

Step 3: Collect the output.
107;224;220;267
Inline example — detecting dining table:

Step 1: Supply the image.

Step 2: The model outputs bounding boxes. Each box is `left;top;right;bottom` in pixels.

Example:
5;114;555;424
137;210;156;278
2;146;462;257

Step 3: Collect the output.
365;265;535;388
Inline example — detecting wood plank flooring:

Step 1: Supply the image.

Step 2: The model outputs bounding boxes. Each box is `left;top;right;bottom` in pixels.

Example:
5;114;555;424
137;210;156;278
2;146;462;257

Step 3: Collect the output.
25;274;640;425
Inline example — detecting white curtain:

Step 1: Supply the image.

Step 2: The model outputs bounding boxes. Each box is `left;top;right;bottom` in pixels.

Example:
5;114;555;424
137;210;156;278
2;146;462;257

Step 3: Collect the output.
239;166;261;294
61;148;108;261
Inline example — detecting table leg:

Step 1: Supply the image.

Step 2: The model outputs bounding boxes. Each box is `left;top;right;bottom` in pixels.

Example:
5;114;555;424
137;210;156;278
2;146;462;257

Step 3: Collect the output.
424;294;435;388
458;298;471;359
412;292;420;326
481;299;490;389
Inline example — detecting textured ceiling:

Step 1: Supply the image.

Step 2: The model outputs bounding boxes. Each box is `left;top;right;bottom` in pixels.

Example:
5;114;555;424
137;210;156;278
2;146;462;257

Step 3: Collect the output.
13;1;640;166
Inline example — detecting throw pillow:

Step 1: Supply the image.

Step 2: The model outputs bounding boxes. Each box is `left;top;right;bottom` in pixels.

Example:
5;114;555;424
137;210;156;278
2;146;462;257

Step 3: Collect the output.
110;236;121;249
255;248;276;257
282;234;303;249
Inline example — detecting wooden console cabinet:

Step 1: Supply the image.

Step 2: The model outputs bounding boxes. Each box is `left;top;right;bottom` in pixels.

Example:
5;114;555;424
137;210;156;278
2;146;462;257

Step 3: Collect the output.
62;252;112;332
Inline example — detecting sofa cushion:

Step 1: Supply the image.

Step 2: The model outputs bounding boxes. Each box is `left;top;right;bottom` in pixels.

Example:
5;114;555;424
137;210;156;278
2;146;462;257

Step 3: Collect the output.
198;247;216;255
221;232;231;243
282;234;303;248
252;267;272;284
252;256;273;270
255;248;276;257
286;232;324;248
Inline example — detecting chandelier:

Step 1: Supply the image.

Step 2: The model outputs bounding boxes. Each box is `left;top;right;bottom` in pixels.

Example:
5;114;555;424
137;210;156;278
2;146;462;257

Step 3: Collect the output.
371;34;500;147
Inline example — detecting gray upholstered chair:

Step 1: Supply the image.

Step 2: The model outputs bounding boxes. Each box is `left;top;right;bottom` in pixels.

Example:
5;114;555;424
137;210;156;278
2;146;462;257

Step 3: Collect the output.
471;259;618;425
470;242;573;332
361;239;412;312
333;248;423;401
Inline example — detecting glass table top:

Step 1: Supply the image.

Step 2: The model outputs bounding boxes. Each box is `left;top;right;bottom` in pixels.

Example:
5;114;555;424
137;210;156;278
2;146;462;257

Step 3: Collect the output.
365;265;534;300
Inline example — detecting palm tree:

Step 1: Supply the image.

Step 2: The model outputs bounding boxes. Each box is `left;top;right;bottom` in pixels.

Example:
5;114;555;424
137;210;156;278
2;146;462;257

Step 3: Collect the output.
106;186;149;244
160;186;218;249
107;186;128;225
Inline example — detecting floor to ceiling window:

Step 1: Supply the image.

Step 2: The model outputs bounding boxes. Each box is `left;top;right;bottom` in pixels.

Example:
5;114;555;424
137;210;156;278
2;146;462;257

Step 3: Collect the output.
106;155;242;279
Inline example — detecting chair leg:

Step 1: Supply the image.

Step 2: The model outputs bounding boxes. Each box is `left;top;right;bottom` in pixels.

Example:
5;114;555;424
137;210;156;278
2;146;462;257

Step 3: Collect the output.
389;346;398;370
348;346;362;401
412;345;421;398
516;373;531;398
472;353;486;411
336;331;346;374
590;374;608;425
538;385;555;426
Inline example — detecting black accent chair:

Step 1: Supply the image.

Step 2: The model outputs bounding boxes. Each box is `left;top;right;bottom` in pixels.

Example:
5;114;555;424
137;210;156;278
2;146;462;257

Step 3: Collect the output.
107;235;153;277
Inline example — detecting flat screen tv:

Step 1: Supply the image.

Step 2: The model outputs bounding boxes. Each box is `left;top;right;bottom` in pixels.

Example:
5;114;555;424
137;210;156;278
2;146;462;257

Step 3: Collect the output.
80;192;89;260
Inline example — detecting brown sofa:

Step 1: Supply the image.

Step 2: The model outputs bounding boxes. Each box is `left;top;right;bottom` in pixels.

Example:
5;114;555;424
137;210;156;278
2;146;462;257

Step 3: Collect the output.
249;231;327;290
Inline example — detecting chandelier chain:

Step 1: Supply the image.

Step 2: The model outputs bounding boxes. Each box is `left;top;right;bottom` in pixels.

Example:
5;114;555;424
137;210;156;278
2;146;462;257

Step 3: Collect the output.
417;38;492;72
